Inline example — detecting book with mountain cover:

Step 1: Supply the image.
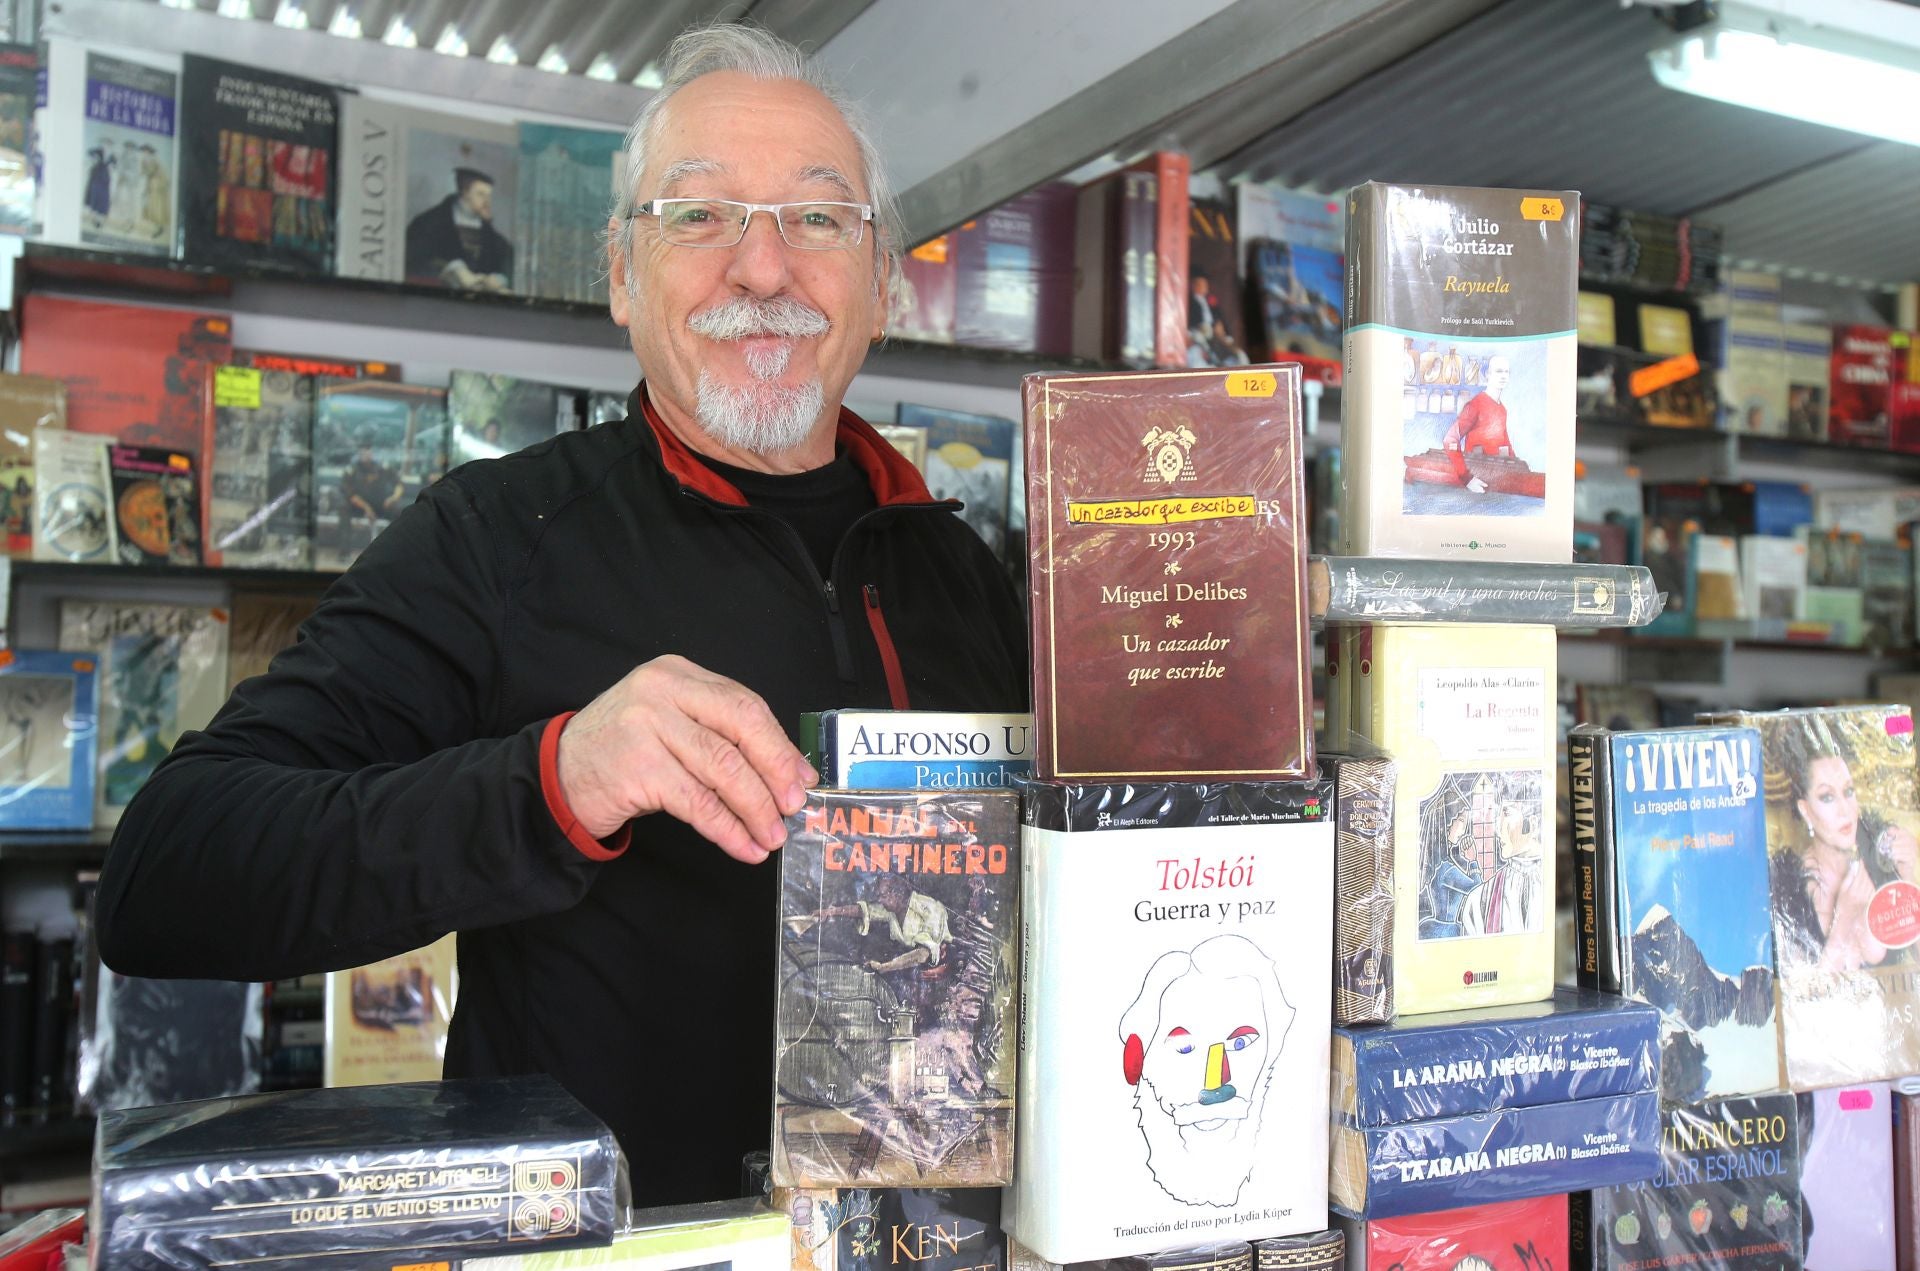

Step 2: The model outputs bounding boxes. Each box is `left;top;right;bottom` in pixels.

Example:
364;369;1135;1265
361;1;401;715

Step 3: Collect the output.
773;790;1020;1189
1588;725;1782;1102
57;601;228;830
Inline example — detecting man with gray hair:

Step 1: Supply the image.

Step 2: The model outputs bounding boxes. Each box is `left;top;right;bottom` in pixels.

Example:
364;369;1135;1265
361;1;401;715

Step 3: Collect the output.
98;23;1026;1204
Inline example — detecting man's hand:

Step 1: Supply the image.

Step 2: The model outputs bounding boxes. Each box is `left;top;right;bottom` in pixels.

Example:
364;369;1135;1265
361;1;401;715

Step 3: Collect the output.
1466;476;1489;494
555;655;815;863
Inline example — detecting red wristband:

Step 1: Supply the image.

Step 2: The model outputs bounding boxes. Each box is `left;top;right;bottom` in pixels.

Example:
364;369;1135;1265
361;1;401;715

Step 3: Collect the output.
540;712;631;861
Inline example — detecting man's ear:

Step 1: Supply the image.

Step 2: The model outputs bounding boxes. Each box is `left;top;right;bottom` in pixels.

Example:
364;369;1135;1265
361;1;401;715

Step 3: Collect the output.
871;246;894;341
607;218;631;329
1123;1033;1145;1085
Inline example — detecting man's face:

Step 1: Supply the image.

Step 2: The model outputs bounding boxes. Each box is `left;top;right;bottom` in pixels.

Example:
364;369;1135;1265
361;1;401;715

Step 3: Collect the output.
1139;972;1267;1131
608;71;886;452
460;180;494;221
1488;358;1511;393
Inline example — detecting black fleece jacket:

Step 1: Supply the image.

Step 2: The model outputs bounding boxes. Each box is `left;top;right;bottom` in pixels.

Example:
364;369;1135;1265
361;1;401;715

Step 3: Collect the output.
96;389;1029;1204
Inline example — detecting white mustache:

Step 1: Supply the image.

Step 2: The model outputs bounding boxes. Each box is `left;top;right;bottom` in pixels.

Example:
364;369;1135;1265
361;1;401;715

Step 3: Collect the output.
688;295;830;341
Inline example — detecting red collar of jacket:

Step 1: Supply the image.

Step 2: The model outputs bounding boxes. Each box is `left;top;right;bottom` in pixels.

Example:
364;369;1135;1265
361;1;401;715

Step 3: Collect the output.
635;385;939;508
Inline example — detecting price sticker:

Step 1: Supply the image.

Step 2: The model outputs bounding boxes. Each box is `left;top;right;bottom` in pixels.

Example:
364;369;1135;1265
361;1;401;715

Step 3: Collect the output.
1224;371;1277;399
214;366;262;409
1520;197;1565;222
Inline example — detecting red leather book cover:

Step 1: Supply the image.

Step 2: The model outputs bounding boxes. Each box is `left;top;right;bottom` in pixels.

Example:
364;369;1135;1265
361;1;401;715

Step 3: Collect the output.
21;294;232;454
1136;150;1191;369
1355;1195;1566;1269
1024;363;1313;780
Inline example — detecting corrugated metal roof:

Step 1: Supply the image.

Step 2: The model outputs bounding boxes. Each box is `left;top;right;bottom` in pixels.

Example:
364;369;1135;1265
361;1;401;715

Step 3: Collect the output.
1217;0;1920;287
126;0;875;81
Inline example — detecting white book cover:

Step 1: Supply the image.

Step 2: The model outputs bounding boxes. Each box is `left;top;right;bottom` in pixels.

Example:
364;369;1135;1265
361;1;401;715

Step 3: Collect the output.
40;38;181;254
1342;183;1577;564
1741;534;1806;631
335;95;517;291
31;429;115;563
56;600;229;829
1814;486;1920;541
811;709;1032;790
1010;782;1334;1263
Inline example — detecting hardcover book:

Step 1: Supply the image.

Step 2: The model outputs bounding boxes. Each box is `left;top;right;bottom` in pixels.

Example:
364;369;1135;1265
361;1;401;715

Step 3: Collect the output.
0;372;68;557
226;590;315;691
30;429;114;563
202;363;315;569
1571;1093;1803;1271
952;182;1075;357
891;235;957;345
1324;753;1396;1025
801;710;1033;791
108;443;198;566
0;650;98;830
772;790;1020;1188
323;935;456;1088
1331;988;1660;1128
1897;1083;1920;1271
448;369;583;466
1701;705;1920;1088
1861;539;1911;651
230;348;398;380
179;55;337;274
896;403;1017;561
75;48;176;254
516;122;623;304
1740;535;1807;635
93;1075;621;1270
470;1199;788;1271
57;601;229;830
781;1186;1005;1271
1011;780;1334;1261
1783;322;1832;442
1342;182;1578;563
1330;1088;1661;1219
1358;623;1557;1014
1309;558;1661;627
1831;325;1895;448
1341;1195;1568;1271
1023;365;1313;781
20;293;231;452
1187;196;1251;368
77;970;262;1113
1690;532;1746;636
1596;726;1782;1101
1798;1083;1892;1270
335;95;518;290
312;377;449;571
1248;237;1344;376
1568;725;1622;993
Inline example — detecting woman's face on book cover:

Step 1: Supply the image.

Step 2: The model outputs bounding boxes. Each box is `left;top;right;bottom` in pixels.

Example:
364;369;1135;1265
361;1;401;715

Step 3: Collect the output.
1799;755;1859;854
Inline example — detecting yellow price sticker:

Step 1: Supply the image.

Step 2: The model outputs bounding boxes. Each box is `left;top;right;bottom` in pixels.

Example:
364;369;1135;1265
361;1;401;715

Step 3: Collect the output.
214;366;262;410
1520;197;1566;222
1225;371;1277;399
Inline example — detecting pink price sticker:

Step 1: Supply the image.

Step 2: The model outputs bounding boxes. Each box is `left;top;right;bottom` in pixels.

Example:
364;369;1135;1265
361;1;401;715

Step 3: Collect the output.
1868;880;1920;950
1839;1089;1875;1112
1888;713;1914;736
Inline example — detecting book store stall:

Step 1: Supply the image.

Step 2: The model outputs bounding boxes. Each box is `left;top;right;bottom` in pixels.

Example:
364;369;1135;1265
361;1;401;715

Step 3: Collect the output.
5;0;1920;1267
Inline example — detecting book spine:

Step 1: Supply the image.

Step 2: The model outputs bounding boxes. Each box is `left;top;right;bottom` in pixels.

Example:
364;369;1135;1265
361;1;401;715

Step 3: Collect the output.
1313;559;1661;626
1566;1192;1603;1271
1897;1087;1920;1271
1119;172;1154;366
1009;818;1054;1261
1;929;33;1123
799;711;829;780
1338;186;1379;555
1343;1090;1661;1220
1569;726;1622;994
1021;376;1056;779
1344;1001;1659;1127
1149;153;1191;368
1331;755;1394;1025
29;931;71;1121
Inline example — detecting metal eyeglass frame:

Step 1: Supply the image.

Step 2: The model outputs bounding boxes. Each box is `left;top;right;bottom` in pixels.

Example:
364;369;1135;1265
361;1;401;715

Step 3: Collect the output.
627;198;874;249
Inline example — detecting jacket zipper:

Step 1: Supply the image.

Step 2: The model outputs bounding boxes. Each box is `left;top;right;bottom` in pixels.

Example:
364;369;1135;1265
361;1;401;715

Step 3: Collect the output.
689;492;951;692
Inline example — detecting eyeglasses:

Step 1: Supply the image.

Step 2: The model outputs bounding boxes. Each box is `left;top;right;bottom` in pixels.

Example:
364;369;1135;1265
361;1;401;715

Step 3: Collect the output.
630;198;873;250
